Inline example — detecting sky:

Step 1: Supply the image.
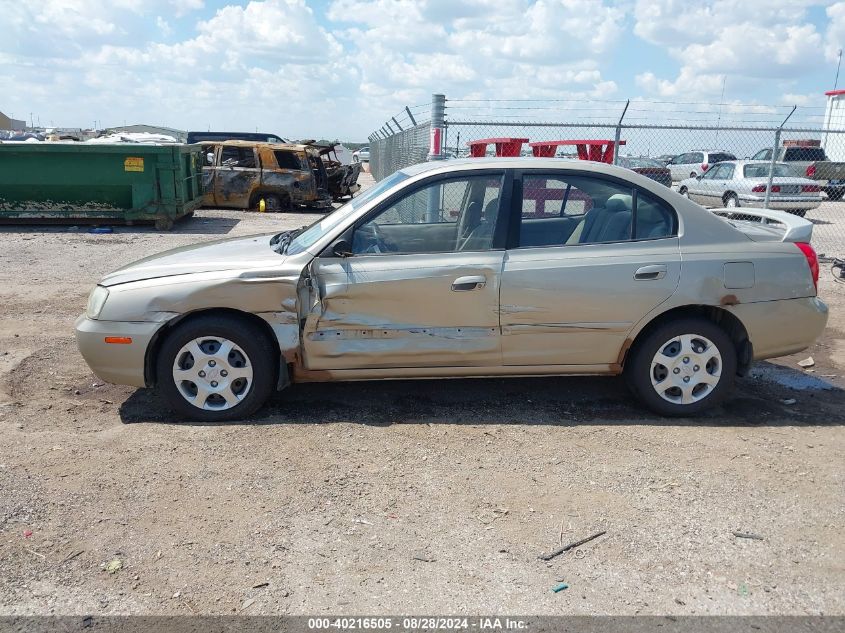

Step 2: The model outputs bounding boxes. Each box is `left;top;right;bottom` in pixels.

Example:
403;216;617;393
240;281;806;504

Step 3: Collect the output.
2;0;845;141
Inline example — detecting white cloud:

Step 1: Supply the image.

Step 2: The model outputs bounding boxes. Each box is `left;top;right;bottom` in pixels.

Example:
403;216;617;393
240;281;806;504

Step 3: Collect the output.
633;0;830;101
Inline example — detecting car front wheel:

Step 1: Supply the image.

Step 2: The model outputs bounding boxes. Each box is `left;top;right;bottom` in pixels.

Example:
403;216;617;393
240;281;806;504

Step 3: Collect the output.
155;315;277;422
724;193;739;208
625;318;736;416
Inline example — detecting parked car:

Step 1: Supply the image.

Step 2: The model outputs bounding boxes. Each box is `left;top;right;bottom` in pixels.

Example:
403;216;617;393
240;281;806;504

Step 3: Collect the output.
187;131;289;144
200;140;332;211
76;158;826;422
666;150;737;182
750;145;845;200
352;146;370;162
678;160;823;217
617;157;672;187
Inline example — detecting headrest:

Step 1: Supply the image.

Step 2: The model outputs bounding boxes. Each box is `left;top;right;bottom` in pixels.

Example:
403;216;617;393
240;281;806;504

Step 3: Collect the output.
606;194;632;213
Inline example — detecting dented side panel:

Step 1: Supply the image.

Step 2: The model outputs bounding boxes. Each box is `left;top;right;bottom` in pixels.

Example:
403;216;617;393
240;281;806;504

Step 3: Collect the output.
303;252;505;370
501;239;682;366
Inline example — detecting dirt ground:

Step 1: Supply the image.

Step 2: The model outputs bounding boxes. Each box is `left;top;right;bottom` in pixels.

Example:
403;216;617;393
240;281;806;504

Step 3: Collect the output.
0;173;843;616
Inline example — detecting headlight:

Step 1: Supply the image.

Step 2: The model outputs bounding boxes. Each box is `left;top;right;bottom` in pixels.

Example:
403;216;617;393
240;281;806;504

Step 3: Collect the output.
86;286;109;320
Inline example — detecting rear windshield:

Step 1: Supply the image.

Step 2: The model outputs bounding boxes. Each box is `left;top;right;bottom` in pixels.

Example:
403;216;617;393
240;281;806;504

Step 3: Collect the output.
708;152;736;163
621;158;664;168
783;147;826;162
744;164;795;178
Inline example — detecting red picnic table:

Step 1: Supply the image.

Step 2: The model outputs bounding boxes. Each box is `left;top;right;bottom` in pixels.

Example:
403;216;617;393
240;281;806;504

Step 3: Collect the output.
528;139;626;163
467;137;529;158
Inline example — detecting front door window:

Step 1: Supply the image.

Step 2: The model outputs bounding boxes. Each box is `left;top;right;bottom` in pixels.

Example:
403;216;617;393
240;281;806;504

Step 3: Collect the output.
352;175;503;255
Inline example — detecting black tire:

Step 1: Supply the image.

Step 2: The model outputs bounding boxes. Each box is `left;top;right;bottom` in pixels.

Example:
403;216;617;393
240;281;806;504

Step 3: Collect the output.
624;317;737;417
723;193;739;209
155;314;277;422
679;186;688;197
787;209;807;218
154;217;174;231
690;171;697;179
827;189;844;201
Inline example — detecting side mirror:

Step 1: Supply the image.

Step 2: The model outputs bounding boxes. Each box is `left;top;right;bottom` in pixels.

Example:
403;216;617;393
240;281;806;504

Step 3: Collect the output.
331;239;353;258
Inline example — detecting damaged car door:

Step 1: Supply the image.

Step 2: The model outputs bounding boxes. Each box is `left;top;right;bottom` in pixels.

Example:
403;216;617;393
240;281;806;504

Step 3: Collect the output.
500;171;681;367
211;145;261;209
302;171;511;370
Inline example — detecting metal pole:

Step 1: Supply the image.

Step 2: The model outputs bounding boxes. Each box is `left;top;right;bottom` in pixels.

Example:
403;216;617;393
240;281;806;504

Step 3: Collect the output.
392;116;403;132
427;94;447;222
764;105;797;209
385;121;395;134
428;93;446;161
836;49;843;91
612;100;630;165
405;106;417;127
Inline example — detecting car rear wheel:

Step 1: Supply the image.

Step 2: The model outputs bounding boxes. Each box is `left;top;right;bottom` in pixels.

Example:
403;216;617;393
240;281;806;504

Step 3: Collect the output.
690;171;697;179
787;209;807;217
155;315;276;422
724;193;739;208
625;318;736;416
679;186;689;198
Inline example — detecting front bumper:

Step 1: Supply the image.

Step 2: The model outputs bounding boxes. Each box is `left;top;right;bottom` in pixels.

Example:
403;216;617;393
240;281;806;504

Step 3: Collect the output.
738;195;823;211
75;315;166;388
730;297;828;361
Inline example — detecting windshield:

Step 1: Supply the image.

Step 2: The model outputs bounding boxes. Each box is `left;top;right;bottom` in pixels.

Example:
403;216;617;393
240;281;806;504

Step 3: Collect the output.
744;163;795;178
284;170;409;255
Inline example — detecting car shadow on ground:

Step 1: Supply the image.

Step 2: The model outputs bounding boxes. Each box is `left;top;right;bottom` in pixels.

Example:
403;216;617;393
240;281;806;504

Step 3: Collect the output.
0;215;241;236
118;361;845;428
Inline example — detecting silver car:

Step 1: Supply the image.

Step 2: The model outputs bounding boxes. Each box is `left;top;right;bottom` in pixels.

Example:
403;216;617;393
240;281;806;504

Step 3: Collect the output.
667;150;736;182
352;146;370;162
75;158;827;421
678;161;823;217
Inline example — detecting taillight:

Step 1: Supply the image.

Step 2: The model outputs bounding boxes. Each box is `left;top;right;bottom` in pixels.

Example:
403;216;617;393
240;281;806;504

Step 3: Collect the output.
751;184;781;192
801;184;820;192
806;164;816;178
796;242;819;292
701;163;709;172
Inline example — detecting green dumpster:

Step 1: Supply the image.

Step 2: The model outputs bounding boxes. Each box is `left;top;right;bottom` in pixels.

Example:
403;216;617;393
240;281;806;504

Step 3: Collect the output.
0;143;204;230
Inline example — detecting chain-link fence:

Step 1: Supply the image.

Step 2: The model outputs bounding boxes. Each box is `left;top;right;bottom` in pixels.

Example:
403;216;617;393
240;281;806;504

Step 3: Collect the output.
368;104;431;181
368;96;845;259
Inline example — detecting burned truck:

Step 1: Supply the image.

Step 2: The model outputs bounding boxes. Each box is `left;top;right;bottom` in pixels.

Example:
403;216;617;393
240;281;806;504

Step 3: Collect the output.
305;142;362;202
200;141;332;211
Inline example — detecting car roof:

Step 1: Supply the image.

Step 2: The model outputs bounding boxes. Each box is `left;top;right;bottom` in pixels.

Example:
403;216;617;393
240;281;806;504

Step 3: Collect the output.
399;157;666;178
210;139;308;151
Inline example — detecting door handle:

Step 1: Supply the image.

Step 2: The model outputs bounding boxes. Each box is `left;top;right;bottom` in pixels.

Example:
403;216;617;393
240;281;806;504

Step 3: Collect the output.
634;265;667;280
451;275;487;291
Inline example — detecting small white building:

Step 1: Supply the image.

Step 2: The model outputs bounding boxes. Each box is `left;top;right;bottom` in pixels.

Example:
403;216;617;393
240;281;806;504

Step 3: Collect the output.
822;89;845;161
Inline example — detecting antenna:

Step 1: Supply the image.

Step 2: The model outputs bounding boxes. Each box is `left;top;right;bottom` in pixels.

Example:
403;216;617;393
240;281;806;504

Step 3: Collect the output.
714;75;727;146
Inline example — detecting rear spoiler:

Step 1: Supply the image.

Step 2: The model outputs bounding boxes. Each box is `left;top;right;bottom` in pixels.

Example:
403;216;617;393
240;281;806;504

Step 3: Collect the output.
710;207;813;243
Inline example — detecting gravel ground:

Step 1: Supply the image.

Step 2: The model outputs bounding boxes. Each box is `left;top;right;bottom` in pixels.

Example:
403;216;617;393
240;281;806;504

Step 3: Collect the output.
0;172;843;616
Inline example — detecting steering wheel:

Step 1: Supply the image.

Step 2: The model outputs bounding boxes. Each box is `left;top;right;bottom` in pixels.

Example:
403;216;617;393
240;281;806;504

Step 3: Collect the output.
355;222;397;254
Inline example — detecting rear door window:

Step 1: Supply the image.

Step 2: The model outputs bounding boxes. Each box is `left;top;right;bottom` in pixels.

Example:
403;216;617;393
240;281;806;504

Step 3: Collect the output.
221;146;257;168
274;150;303;170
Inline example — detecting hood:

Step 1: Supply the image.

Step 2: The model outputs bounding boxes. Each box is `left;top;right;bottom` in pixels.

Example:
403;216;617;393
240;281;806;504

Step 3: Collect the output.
100;233;283;286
